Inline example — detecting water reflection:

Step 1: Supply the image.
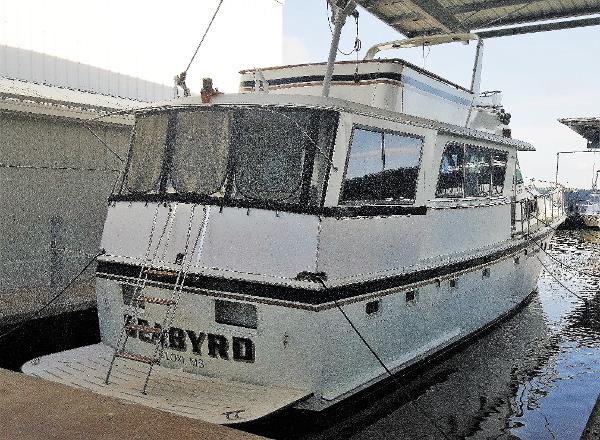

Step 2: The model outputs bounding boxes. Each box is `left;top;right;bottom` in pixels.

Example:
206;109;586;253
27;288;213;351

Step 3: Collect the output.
244;229;600;440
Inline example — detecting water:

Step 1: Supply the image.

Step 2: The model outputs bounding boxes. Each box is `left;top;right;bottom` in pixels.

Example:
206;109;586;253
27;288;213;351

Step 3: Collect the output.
245;229;600;440
0;308;100;372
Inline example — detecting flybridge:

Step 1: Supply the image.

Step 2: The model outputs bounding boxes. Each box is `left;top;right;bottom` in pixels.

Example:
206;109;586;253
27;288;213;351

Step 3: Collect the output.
239;58;509;135
240;59;475;128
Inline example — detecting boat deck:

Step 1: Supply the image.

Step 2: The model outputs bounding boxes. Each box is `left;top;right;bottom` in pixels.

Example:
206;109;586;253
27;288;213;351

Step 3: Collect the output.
0;367;265;440
22;343;311;425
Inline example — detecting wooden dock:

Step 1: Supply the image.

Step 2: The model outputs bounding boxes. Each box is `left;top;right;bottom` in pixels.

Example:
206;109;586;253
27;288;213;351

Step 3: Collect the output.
0;368;266;440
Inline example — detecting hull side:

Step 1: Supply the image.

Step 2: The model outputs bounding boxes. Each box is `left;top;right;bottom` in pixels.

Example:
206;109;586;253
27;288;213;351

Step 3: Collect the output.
92;226;554;412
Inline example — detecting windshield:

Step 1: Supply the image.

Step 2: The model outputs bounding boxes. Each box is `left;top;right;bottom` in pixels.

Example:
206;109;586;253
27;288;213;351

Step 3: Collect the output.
121;106;338;207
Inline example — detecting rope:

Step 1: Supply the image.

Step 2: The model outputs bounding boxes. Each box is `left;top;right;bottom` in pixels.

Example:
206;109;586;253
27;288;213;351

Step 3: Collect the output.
536;255;588;303
183;0;225;74
314;277;452;440
533;239;599;279
0;250;104;341
326;1;361;56
524;212;599;278
83;124;125;163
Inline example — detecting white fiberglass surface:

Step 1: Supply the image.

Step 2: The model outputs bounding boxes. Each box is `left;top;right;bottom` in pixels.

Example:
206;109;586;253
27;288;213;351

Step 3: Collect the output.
101;202;320;279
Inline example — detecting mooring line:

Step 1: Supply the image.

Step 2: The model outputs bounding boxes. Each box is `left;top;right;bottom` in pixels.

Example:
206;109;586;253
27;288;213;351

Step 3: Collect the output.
536;255;588;303
313;276;452;440
0;250;105;341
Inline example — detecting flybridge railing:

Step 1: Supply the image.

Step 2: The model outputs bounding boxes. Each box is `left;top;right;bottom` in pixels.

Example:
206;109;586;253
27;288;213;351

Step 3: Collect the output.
511;188;565;237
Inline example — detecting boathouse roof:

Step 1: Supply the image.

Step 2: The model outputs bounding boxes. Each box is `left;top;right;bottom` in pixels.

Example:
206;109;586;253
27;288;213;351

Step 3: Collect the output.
357;0;600;38
559;117;600;149
0;76;143;123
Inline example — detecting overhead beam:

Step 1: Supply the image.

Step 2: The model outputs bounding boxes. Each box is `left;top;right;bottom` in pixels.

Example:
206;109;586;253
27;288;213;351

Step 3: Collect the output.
450;0;529;15
469;6;600;29
477;16;600;38
388;12;423;24
403;27;443;38
406;0;467;33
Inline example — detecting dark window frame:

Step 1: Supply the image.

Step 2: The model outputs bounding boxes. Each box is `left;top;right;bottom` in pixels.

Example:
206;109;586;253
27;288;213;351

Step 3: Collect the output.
214;299;258;330
118;105;339;210
338;124;424;206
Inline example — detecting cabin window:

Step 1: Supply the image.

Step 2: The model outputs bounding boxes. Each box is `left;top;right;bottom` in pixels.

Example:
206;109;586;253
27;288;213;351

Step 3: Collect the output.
168;110;231;195
215;300;257;329
492;151;509;195
122;113;169;194
465;146;491;197
436;143;464;198
230;109;311;204
436;142;508;199
121;284;144;309
120;107;338;208
340;127;422;204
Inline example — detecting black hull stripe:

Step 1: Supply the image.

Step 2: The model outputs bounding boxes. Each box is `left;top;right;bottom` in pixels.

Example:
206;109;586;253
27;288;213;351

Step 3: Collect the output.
96;229;552;306
108;194;427;218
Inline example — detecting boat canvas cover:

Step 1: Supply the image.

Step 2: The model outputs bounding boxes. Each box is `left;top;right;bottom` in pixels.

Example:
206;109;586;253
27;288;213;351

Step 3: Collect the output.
22;344;311;425
357;0;600;38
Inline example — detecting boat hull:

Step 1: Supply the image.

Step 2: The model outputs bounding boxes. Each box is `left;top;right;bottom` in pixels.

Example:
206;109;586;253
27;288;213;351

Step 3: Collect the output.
22;223;556;421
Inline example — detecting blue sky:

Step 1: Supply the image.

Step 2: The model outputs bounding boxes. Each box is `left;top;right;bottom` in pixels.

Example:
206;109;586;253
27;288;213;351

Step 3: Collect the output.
283;1;600;188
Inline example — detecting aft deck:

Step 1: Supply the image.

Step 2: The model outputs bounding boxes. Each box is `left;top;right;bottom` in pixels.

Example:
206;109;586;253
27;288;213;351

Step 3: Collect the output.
22;343;311;425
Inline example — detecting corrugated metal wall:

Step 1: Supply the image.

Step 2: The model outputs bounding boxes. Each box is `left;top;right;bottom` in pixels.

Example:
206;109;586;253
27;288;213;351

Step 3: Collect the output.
0;110;131;324
0;45;174;102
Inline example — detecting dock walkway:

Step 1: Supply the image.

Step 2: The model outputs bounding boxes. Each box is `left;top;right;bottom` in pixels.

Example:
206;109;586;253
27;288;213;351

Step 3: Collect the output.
0;368;265;440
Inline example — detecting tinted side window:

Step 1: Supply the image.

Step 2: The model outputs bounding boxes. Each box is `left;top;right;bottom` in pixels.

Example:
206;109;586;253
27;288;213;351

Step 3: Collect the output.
465;146;491;197
341;127;422;204
492;151;508;195
436;143;508;198
382;133;422;201
436;144;464;198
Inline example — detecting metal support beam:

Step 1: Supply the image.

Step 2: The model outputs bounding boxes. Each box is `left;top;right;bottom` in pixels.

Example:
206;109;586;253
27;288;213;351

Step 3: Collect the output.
470;38;484;94
388;12;422;24
555;150;600;185
406;0;467;33
478;16;600;38
450;0;529;15
472;7;600;29
322;1;357;98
